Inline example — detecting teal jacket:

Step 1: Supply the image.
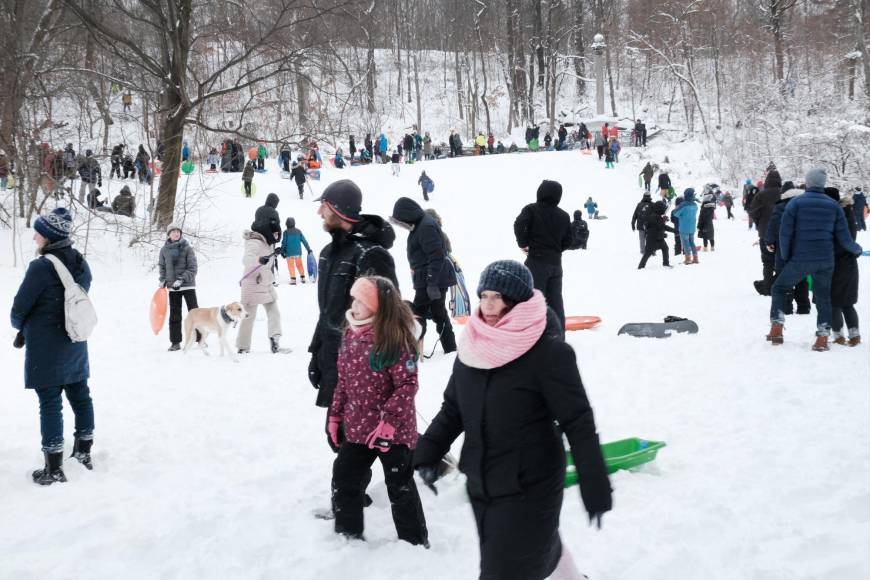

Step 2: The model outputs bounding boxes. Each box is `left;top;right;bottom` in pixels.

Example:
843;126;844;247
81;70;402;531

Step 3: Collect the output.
281;218;311;256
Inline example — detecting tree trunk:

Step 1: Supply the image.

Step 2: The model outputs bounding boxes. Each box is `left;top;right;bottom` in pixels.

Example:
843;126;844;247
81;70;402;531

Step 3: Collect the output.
413;53;422;131
605;43;617;116
154;111;187;228
573;0;586;96
534;0;545;87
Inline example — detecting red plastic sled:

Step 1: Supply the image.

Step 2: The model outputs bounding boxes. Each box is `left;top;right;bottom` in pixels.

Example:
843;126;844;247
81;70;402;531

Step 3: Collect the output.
565;316;601;331
150;287;168;335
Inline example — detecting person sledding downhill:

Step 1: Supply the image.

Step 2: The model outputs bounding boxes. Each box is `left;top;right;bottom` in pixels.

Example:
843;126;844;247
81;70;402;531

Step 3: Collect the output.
328;276;429;547
281;217;312;285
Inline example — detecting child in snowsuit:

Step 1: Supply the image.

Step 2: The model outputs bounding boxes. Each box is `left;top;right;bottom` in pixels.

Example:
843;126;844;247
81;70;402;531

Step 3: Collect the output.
290;161;307;199
604;144;615;168
391;149;401;176
328;276;428;546
207;148;219;171
698;192;716;251
418;171;434;201
672;188;699;264
585;197;598;219
570;210;589;249
256;142;267;171
242;160;256;197
281;217;312;285
638;201;676;269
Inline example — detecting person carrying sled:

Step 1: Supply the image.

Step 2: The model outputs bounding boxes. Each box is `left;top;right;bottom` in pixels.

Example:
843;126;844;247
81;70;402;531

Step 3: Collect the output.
514;180;573;328
638;201;677;269
11;208;96;484
672;188;699;264
390;197;457;355
417;170;434;202
242;159;256;197
658;168;672;201
569;210;589;250
281;217;312;285
159;224;200;351
413;260;612;580
631;192;654;254
328;275;429;546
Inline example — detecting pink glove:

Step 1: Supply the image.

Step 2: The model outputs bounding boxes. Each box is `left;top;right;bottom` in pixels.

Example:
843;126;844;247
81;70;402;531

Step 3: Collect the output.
327;415;342;449
365;421;395;452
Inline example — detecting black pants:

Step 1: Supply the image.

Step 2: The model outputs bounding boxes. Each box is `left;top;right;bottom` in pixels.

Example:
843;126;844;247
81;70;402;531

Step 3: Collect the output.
701;232;715;249
411;287;455;352
296;181;305;198
257;157;264;170
644;179;651;193
243;180;252;197
169;289;199;344
332;442;428;545
525;259;565;328
596;145;604;160
421;186;429;201
726;205;734;219
832;305;859;334
760;243;775;290
639;239;670;268
110;160;121;179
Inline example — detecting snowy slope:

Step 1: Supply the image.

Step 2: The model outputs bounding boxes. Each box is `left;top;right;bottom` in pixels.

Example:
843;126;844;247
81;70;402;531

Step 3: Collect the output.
1;144;868;580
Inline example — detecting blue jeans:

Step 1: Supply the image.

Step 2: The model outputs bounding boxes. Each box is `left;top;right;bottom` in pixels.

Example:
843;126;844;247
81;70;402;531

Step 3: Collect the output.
35;381;94;452
770;261;834;335
680;233;697;257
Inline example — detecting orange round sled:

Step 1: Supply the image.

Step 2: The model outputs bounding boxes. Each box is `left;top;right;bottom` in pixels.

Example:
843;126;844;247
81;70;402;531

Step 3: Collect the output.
453;315;469;325
150;287;168;335
565;316;601;331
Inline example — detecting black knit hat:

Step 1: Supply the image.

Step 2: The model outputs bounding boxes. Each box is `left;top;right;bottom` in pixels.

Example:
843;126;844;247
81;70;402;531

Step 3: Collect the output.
314;179;362;223
477;260;535;303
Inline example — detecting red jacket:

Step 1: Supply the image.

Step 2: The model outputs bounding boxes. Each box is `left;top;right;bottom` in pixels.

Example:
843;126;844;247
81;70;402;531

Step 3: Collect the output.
609;126;619;139
330;325;419;448
601;125;609;139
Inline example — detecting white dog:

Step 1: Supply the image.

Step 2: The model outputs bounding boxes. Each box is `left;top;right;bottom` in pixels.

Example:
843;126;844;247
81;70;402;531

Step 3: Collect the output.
182;302;249;361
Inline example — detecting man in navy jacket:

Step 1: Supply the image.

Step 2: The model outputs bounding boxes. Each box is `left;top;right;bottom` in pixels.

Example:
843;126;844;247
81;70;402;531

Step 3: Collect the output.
768;168;862;350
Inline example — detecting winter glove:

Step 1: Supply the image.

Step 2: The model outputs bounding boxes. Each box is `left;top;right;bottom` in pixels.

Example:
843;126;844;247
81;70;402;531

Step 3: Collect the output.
258;255;271;265
327;415;343;451
631;225;635;231
365;420;395;452
426;286;441;301
172;280;182;289
308;355;321;389
13;332;24;349
416;464;440;495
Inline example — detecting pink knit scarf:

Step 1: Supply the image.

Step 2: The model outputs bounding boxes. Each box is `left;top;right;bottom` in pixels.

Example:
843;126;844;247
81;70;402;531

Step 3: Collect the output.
457;290;548;369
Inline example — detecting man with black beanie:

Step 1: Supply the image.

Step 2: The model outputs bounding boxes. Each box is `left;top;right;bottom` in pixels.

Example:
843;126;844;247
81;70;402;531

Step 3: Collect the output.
513;180;573;329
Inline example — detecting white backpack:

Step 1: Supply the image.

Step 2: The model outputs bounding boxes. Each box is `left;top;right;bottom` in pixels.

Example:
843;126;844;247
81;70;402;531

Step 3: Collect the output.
44;254;97;342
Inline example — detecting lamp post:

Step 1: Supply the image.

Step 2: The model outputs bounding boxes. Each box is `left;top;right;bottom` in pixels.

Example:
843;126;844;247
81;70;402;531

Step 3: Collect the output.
591;33;606;116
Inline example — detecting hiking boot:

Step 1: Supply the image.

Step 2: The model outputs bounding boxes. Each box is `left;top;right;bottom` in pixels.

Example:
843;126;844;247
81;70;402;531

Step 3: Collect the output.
832;334;847;345
290;277;297;286
300;276;306;284
33;451;67;486
812;335;829;352
767;323;784;345
692;255;699;264
71;437;93;470
849;335;861;347
270;336;292;354
168;343;181;352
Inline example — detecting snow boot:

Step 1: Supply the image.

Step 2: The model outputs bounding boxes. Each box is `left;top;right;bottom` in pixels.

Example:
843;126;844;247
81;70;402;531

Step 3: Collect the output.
300;276;306;284
71;437;93;470
32;451;67;485
237;348;250;355
692;254;699;264
832;334;846;345
290;277;297;286
849;333;861;347
270;336;292;354
702;246;708;252
441;332;457;355
168;343;181;351
767;323;784;345
812;335;829;352
753;280;770;296
683;255;692;265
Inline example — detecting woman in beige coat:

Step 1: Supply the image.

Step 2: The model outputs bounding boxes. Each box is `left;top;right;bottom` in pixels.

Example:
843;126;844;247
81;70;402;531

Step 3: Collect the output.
236;220;290;354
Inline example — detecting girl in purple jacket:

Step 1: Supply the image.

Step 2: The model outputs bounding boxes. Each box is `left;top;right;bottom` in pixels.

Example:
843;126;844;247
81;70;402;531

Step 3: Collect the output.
328;275;429;546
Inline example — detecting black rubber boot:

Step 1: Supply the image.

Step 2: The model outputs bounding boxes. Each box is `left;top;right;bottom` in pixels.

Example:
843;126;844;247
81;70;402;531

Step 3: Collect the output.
33;451;67;485
270;336;291;354
72;437;94;470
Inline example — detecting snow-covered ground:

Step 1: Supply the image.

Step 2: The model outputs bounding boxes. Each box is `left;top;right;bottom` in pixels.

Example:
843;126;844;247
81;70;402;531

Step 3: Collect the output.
1;141;868;579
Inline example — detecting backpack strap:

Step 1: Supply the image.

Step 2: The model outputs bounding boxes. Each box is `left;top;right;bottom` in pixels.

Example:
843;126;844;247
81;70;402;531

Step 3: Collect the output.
44;254;76;289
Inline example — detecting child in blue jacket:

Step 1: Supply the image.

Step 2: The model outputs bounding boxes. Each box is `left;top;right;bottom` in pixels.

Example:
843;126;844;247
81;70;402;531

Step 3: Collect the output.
671;188;699;264
281;217;312;284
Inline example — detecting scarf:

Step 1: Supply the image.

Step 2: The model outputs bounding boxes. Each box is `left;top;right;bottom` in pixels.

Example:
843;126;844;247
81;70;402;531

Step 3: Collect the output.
457;290;548;370
345;309;373;333
38;238;73;255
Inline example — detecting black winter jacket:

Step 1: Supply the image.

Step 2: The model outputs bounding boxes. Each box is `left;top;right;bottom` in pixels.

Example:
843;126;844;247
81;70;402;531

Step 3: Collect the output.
253;193;281;238
290;165;307;185
750;171;782;239
392;197;456;290
658;173;671;191
309;215;398;407
698;203;716;237
632;196;653;231
832;205;859;307
514;187;573;265
644;204;676;241
569;211;588;250
414;310;612;516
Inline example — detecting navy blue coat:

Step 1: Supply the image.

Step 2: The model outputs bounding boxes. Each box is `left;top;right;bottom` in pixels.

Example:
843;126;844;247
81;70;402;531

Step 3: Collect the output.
11;245;92;389
392;197;457;290
779;189;862;263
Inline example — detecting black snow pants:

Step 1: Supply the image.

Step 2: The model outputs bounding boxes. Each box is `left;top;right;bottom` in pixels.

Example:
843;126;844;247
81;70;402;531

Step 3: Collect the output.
525;259;565;328
638;239;670;269
332;442;428;545
411;287;456;353
168;289;200;344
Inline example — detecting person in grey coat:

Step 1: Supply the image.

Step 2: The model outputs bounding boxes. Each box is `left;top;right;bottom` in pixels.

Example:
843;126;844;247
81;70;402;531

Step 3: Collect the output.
10;208;95;485
159;224;199;351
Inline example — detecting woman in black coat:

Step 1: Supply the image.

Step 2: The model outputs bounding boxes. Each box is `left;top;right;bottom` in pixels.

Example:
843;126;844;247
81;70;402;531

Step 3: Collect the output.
697;193;716;251
830;192;860;346
414;260;612;580
10;208;95;485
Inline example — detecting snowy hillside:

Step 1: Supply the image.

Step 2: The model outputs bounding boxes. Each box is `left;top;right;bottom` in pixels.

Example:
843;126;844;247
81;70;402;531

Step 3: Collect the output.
1;141;868;579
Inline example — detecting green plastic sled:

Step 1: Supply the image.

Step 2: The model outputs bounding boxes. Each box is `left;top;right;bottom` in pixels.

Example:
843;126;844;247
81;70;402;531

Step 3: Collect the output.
565;438;666;488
